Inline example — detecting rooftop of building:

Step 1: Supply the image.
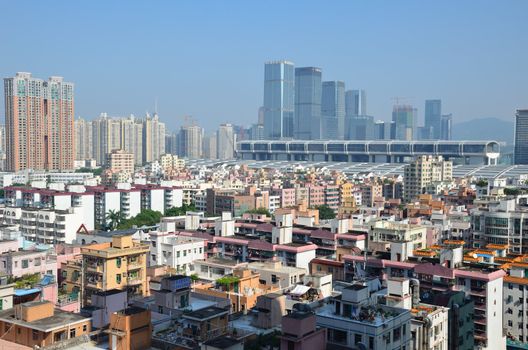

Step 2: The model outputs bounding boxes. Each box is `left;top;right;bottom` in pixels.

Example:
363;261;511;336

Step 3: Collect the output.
182;306;229;321
117;306;148;316
92;289;126;297
247;261;305;273
80;228;138;238
0;249;45;257
0;306;90;332
196;256;247;267
203;336;241;349
316;302;409;327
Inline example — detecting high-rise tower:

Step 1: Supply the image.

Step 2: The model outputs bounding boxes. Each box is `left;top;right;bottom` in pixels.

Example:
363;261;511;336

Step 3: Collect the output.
4;72;74;171
322;81;345;140
425;99;442;139
514;109;528;165
294;67;322;140
263;61;295;139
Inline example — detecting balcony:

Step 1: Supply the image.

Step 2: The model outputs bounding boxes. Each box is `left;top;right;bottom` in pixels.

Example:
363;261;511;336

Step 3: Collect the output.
85;280;103;289
127;261;143;270
128;277;143;285
86;264;104;273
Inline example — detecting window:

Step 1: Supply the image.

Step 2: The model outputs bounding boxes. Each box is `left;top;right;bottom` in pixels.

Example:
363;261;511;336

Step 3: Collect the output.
22;260;29;269
116;274;121;284
509;320;513;327
34;258;41;266
354;334;362;344
158;306;163;313
83;325;87;332
393;327;401;341
177;251;180;258
184;250;187;257
70;329;76;338
369;336;374;349
116;258;121;268
32;330;39;340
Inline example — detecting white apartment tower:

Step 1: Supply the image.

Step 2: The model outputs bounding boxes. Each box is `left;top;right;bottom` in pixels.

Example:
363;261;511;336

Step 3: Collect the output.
178;125;203;159
120;116;143;166
142;112;166;163
216;123;235;159
404;155;452;202
74;117;93;161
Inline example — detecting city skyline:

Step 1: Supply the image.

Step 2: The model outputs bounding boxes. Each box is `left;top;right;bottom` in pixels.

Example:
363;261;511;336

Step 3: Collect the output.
1;1;527;132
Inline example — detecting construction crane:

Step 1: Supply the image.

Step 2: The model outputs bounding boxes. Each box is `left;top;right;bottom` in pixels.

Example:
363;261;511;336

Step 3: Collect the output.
391;96;414;106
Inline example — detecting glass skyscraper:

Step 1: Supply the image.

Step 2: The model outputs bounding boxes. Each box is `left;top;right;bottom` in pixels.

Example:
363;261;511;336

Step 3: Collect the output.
425;99;442;139
294;67;322;140
263;61;295;139
392;105;417;140
322;81;345;139
514;109;528;165
440;114;452;140
345;89;367;117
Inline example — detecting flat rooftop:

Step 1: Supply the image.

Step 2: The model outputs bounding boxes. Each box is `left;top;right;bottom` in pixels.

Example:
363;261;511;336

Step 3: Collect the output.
0;307;90;332
203;336;241;349
182;306;228;321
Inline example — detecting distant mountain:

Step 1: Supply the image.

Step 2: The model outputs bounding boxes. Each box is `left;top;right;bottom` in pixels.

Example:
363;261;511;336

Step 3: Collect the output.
452;117;514;144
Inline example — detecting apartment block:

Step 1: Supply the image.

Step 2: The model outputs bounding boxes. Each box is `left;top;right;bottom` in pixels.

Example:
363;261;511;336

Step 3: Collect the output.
0;301;90;348
63;236;149;305
4;73;74;172
404;155;452;202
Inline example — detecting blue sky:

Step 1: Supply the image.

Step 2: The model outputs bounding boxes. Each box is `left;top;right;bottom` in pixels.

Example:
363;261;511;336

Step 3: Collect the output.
1;0;527;132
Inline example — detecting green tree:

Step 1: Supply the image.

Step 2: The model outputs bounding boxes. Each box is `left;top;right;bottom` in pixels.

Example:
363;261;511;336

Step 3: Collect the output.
105;210;126;231
164;203;196;216
117;209;163;229
475;179;488;187
504;188;521;196
315;204;336;220
75;167;103;176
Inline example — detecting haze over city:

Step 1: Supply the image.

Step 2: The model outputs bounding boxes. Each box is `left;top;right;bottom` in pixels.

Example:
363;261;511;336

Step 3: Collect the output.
2;0;527;131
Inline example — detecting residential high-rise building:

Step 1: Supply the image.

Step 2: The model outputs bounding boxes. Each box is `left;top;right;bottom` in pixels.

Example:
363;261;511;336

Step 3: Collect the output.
178;125;203;159
203;133;217;159
74;117;93;161
217;124;235;159
403;155;452;202
142;112;166;163
321;81;345;139
263;61;295;139
165;132;178;155
4;72;74;171
345;89;367;117
0;124;5;154
424;99;442;139
92;113;121;165
440;114;452;140
514;109;528;165
120;116;143;166
294;67;322;140
392;105;417;140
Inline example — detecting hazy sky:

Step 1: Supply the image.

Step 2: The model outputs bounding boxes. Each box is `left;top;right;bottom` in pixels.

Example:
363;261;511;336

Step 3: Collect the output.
1;0;527;132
